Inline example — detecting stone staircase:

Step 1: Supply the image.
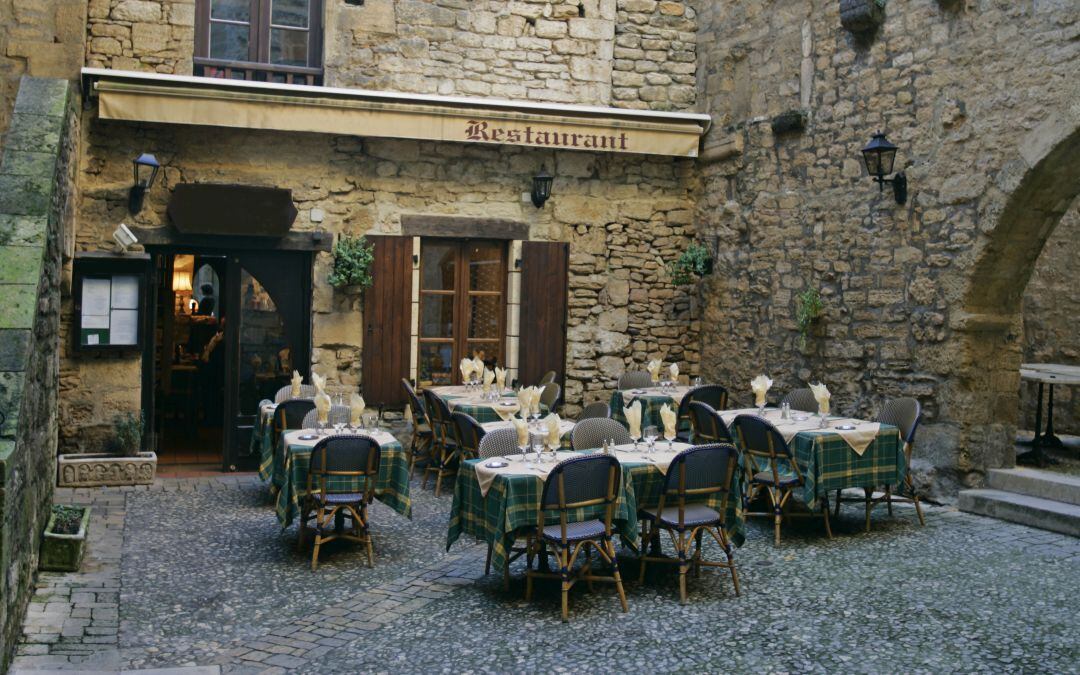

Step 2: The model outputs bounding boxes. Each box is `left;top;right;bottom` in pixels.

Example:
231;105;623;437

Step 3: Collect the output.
959;468;1080;537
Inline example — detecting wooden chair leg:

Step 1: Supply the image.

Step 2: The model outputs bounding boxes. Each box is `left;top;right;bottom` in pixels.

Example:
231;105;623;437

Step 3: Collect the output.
914;495;925;526
434;468;444;497
677;533;689;605
608;540;628;613
637;520;650;583
560;549;570;622
822;498;833;539
724;537;741;597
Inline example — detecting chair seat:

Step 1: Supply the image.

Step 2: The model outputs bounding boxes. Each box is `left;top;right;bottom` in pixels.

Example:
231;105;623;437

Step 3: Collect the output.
317;492;366;505
752;470;800;487
541;520;606;543
415;422;431;434
641;504;722;528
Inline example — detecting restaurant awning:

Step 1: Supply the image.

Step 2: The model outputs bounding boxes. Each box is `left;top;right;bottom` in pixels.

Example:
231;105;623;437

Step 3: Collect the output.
81;68;710;158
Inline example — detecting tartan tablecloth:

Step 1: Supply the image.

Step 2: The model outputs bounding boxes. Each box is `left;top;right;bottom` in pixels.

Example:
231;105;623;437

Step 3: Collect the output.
273;431;412;527
786;425;903;510
447;453;745;574
254;405;276;481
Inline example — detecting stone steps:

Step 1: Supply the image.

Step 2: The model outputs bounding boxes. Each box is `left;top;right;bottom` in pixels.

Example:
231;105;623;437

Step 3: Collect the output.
987;468;1080;506
958;489;1080;537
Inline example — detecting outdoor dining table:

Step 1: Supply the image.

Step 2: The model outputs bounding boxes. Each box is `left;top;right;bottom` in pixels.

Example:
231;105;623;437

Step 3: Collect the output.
429;385;525;423
272;428;413;528
479;418;576;448
1019;363;1080;466
446;444;746;575
719;407;904;511
610;385;692;431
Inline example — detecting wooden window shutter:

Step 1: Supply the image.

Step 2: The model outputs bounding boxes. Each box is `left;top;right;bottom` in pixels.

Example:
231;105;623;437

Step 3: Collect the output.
362;235;413;407
518;241;569;395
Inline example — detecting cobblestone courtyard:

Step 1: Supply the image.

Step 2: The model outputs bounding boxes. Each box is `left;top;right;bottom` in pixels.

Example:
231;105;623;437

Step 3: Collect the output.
12;471;1080;674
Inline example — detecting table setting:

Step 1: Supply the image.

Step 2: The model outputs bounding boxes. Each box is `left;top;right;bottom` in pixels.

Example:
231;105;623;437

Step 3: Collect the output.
611;360;695;430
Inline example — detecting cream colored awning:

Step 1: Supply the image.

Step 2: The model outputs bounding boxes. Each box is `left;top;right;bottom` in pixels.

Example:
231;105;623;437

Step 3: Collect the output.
82;68;709;158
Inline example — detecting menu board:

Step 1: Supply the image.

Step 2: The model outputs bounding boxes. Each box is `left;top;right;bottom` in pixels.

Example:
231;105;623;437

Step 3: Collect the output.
79;274;141;347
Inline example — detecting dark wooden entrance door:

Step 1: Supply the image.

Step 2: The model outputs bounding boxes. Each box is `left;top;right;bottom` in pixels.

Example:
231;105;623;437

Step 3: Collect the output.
362;235;413;408
223;251;313;470
518;241;569;393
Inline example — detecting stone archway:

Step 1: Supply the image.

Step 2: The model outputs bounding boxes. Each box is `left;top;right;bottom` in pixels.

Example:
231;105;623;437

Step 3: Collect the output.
952;109;1080;484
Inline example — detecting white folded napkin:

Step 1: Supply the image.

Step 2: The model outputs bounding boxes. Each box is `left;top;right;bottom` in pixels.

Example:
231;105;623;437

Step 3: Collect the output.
751;374;772;407
350;392;365;426
495;367;507;392
460;358;474;382
810;382;831;415
483;368;495;394
512;416;528;448
472;357;484;379
315;391;331;424
530;386;542;415
517;387;531;415
311;372;326;396
647;359;662;383
545;412;561;447
291;370;302;398
624;400;642;440
660;404;678;441
669;363;679;381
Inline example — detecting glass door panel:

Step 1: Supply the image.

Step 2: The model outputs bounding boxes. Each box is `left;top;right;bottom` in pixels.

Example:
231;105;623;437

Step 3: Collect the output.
236;268;292;417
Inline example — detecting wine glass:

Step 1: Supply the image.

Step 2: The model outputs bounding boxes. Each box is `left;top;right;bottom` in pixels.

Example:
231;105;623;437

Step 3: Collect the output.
547;433;560;462
519;437;529;464
643;425;659;453
333;415;345;435
663;424;677;451
631;426;642;451
692;376;703;387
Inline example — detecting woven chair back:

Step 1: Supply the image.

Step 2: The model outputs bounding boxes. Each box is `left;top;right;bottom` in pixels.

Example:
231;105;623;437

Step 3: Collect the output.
877;397;921;444
571;417;631;450
301;405;351;429
478;428;519;459
276;399;316;433
780;388;818;413
688;401;732;443
401;379;428;426
577;402;611;420
451;411;485;458
617;370;652;390
275;383;316;403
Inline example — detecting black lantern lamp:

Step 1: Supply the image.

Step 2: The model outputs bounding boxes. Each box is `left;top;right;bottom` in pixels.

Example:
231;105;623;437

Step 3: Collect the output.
129;153;160;214
861;132;906;205
531;165;553;208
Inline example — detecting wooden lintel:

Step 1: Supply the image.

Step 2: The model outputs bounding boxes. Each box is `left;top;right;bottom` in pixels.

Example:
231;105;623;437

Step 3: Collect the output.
400;214;530;240
130;226;332;252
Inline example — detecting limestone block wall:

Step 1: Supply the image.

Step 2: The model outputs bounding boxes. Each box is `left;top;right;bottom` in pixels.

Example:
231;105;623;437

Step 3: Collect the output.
0;77;73;672
693;0;1080;491
85;0;195;74
1021;203;1080;436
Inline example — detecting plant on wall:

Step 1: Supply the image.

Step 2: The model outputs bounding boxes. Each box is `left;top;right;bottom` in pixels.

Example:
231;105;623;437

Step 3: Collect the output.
328;234;375;290
110;411;143;457
795;288;824;349
668;241;714;286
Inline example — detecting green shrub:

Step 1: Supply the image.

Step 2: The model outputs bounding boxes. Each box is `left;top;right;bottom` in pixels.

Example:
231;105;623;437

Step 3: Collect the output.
110;411;143;457
796;288;824;348
328;234;375;289
667;242;713;286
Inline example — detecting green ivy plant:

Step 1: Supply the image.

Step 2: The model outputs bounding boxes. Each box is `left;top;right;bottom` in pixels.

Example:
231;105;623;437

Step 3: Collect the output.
667;241;714;286
328;234;375;290
110;411;143;457
795;288;824;349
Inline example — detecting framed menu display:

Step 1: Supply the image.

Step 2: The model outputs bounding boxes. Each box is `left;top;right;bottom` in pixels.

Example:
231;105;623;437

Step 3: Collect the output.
73;253;150;353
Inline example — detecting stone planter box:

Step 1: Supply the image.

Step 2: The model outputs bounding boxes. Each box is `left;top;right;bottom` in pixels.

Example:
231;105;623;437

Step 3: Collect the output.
40;506;91;572
57;451;157;487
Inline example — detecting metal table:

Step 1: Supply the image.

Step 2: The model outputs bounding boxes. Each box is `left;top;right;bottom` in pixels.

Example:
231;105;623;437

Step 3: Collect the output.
1019;364;1080;466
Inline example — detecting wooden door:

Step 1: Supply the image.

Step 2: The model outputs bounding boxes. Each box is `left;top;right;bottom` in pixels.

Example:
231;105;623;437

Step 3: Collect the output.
518;241;569;392
362;235;413;407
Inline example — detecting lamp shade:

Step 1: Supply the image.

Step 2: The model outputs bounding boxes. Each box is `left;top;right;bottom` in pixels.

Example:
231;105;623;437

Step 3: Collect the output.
861;132;897;178
531;165;554;208
133;152;160;189
172;270;192;292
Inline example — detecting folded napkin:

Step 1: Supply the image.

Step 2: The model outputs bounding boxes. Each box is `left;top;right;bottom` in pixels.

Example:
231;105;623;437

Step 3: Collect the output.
810;382;831;415
669;363;679;381
291;370;302;398
624;400;642;440
315;391;331;424
512;416;528;448
647;359;662;383
483;368;495;394
545;413;561;447
459;358;474;382
517;388;531;416
530;386;542;415
751;374;772;407
311;372;326;395
660;404;678;441
472;357;485;379
350;392;365;426
495;366;507;392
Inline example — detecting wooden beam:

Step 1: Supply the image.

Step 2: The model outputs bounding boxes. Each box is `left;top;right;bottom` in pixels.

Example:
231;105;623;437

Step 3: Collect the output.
400;214;530;240
129;226;332;252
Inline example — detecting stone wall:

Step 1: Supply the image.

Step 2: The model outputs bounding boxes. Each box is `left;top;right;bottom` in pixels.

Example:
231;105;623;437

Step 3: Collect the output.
693;0;1080;492
85;0;194;74
1021;203;1080;436
0;77;73;673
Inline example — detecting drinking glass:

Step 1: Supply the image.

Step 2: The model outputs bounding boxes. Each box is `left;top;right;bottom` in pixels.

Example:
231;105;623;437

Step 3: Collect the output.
547;436;560;462
519;440;529;464
532;434;544;464
819;411;829;429
692;377;703;387
364;412;378;432
631;429;642;451
643;425;659;453
664;426;677;451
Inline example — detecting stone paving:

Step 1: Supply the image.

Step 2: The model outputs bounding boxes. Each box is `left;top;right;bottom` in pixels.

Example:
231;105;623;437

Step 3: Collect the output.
11;471;1080;674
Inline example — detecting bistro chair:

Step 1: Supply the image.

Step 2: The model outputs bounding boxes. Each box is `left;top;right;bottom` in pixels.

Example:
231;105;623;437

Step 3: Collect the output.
637;444;741;604
298;434;381;571
676;385;730;441
478;427;519;459
273;399;316;468
301;405;350;430
732;414;832;545
524;454;628;622
617;370;653;390
421;389;459;497
835;397;925;529
571;417;631;451
274;383;316;403
577;401;611;421
780;388;818;413
451;411;486;460
539;370;557;386
688;401;733;444
540;382;561;413
401;379;433;476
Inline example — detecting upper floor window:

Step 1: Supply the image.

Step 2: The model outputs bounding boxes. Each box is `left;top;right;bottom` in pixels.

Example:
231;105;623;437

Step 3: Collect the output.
194;0;323;85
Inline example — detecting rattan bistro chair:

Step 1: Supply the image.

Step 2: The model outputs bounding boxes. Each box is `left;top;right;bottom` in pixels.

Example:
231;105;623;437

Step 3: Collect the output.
421;389;460;497
274;399;316;467
540;382;561;413
402;379;433;476
780;388;818;413
524;454;628;622
688;401;733;444
676;385;730;441
298;435;381;571
617;370;653;390
301;405;350;430
478;428;519;459
577;401;611;421
571;417;631;451
637;444;741;604
274;383;317;403
733;414;832;545
539;370;557;386
451;411;486;460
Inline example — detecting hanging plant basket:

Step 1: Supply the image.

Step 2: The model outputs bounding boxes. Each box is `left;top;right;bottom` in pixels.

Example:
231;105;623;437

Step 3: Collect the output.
840;0;886;33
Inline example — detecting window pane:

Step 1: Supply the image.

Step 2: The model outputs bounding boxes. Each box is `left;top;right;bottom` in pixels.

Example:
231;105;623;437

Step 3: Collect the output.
211;0;250;22
271;0;309;27
420;294;454;338
419;343;454;388
421;242;456;291
238;269;291;416
210;22;250;61
270;27;309;66
468;295;501;339
468;243;503;291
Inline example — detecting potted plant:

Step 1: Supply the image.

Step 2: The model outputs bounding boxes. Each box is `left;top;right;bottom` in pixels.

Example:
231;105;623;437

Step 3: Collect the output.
667;241;714;286
840;0;886;33
40;504;92;572
57;412;157;487
795;287;824;349
328;234;375;294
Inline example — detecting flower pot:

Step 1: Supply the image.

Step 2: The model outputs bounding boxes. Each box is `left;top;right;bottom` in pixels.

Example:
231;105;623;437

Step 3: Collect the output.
57;451;157;487
340;284;366;296
840;0;885;33
40;507;91;572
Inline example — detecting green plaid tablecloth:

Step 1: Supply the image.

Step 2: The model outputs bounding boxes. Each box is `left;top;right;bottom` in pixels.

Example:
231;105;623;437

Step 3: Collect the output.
254;407;276;481
447;453;745;574
274;432;412;528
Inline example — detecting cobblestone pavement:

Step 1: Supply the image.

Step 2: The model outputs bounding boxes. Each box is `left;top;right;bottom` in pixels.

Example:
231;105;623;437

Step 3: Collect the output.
12;471;1080;674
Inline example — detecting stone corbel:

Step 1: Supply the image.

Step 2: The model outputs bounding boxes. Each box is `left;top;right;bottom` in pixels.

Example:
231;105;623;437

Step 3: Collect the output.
698;133;744;165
